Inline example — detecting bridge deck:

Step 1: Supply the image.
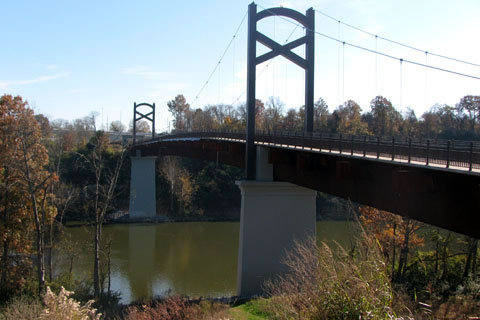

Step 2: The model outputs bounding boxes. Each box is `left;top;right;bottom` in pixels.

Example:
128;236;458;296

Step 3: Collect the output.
137;131;480;175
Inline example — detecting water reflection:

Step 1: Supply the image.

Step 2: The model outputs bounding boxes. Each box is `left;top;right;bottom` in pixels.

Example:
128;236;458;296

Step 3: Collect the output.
128;225;157;299
63;221;356;303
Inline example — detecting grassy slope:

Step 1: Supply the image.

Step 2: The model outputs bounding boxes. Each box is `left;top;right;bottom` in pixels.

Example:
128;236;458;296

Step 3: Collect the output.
227;300;271;320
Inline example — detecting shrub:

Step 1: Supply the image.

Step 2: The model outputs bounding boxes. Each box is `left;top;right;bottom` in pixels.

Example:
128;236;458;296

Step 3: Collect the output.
258;236;396;320
39;286;101;320
0;287;108;320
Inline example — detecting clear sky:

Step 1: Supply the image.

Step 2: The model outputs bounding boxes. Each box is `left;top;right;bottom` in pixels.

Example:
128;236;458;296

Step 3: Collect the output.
1;0;480;132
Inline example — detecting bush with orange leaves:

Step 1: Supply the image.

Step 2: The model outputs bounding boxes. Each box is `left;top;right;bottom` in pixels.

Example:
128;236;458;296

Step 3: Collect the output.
359;206;424;282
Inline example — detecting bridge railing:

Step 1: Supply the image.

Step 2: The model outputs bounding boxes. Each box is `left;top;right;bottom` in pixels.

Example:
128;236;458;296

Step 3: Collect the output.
140;130;480;172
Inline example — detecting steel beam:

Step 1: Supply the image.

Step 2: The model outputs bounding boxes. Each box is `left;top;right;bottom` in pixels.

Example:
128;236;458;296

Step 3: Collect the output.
304;8;314;133
245;2;257;180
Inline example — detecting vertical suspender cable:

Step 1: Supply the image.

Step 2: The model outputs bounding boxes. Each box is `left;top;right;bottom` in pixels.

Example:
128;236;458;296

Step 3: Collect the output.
425;51;428;111
205;80;209;107
232;35;236;104
263;63;268;101
375;35;378;96
399;58;403;109
342;42;345;104
218;61;221;104
272;16;276;99
285;57;288;107
337;21;341;107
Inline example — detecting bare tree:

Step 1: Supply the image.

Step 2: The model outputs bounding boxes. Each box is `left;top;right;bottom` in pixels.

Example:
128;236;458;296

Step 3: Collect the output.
78;131;126;299
160;156;182;214
109;120;126;133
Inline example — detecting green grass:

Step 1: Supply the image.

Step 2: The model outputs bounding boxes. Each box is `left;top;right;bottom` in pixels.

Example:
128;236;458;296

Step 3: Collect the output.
228;301;271;320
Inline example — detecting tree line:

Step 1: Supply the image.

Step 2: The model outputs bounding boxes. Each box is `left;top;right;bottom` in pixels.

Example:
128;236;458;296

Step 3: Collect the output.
167;94;480;140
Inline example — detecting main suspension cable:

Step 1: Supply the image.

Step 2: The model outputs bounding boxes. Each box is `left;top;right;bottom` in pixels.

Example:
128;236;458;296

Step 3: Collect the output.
314;8;480;68
192;10;248;107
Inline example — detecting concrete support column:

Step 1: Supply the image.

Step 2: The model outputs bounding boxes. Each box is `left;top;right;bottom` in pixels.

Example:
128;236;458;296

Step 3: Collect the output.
255;146;273;181
235;181;317;296
129;156;157;218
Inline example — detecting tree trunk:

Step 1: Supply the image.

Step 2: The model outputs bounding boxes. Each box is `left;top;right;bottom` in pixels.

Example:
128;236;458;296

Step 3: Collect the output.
93;219;101;299
93;160;101;299
396;222;411;282
473;113;476;134
1;239;9;289
48;223;53;281
463;238;479;279
401;231;411;281
441;233;451;280
391;223;396;281
107;240;111;295
22;141;48;296
69;256;74;278
473;240;478;276
35;221;46;295
1;189;10;289
434;235;439;277
170;181;174;213
29;191;46;295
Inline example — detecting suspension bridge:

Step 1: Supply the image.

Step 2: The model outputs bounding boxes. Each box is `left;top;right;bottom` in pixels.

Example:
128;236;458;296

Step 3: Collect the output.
128;2;480;296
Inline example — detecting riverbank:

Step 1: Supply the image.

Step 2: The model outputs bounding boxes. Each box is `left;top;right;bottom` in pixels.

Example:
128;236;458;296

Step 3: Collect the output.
116;295;263;320
65;214;241;228
63;192;354;227
111;214;240;224
65;210;352;228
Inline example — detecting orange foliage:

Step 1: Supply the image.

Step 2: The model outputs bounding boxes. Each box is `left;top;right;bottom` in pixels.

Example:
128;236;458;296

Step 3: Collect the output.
0;94;57;295
359;206;424;259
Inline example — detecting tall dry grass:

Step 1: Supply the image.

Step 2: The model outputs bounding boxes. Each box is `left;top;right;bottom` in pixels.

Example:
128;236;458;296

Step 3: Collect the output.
123;296;229;320
259;235;397;319
0;296;42;320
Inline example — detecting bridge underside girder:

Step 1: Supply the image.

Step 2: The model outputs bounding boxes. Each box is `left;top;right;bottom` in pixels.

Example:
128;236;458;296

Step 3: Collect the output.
136;139;246;168
270;148;480;239
134;139;480;238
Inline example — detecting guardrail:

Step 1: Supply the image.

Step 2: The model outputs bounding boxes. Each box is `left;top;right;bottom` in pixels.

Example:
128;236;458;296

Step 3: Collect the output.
139;130;480;172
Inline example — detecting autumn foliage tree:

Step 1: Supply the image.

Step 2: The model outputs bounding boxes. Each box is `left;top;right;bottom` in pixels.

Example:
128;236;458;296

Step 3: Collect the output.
330;100;369;135
0;96;34;297
359;206;424;282
365;96;402;136
0;95;57;296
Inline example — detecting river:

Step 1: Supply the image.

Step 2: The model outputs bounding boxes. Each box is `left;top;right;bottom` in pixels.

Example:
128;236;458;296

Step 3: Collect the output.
60;221;358;304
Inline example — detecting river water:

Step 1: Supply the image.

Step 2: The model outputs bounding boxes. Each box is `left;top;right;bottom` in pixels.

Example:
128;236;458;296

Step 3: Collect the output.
61;221;358;303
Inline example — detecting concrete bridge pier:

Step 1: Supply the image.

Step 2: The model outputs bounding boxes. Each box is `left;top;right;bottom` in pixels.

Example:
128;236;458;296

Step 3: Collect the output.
129;155;157;218
236;147;317;296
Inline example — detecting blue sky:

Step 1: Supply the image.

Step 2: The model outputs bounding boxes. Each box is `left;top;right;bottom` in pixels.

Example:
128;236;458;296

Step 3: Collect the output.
1;0;480;132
